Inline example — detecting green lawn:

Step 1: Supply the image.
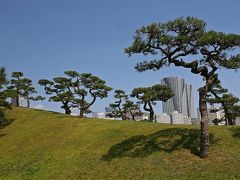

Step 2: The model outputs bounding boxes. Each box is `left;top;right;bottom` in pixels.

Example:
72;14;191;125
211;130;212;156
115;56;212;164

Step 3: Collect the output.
0;107;240;179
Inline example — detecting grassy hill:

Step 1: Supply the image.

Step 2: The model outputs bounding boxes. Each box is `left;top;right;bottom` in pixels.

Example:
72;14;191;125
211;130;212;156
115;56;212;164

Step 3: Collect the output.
0;107;240;179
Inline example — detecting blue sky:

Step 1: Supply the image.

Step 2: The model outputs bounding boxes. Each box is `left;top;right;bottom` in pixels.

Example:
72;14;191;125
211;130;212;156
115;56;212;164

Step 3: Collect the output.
0;0;240;114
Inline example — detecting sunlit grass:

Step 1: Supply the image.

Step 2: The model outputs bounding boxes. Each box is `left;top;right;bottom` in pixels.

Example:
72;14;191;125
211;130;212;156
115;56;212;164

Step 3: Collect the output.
0;107;240;179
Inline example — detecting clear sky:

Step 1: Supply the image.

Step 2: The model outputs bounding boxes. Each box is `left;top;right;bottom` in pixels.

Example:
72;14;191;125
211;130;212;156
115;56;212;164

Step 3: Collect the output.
0;0;240;114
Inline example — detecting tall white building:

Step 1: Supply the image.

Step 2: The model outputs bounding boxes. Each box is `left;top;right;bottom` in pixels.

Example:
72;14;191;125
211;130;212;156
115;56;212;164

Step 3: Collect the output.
161;77;195;118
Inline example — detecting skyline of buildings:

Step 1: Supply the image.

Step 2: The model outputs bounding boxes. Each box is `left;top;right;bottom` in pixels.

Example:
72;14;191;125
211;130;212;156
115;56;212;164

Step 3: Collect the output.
161;76;196;118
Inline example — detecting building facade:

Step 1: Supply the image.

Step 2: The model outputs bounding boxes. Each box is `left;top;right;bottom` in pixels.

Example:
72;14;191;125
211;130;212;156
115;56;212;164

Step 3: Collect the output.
161;77;195;118
11;96;27;107
92;112;105;119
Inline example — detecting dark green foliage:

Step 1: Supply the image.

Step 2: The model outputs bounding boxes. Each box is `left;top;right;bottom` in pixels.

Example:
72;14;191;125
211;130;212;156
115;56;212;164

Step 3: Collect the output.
207;78;240;125
108;90;142;120
39;71;112;117
125;17;240;74
122;100;142;121
38;78;74;115
108;90;128;120
64;71;112;117
9;72;44;107
131;84;174;122
0;67;11;125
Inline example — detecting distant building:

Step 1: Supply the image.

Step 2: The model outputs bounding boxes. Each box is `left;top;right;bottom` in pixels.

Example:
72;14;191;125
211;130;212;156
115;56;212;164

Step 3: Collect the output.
161;77;195;118
216;109;225;120
156;111;192;125
197;107;201;121
170;111;185;124
191;118;199;125
92;112;105;119
183;117;192;125
207;109;218;122
11;96;27;107
135;112;150;121
235;117;240;125
156;113;171;124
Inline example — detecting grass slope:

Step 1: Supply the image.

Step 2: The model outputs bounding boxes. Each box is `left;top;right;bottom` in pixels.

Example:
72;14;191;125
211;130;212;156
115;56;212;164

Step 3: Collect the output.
0;107;240;179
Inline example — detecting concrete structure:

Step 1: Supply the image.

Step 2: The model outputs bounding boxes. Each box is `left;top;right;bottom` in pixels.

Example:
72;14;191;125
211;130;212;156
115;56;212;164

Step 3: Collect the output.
207;109;218;122
156;113;171;124
11;96;27;107
235;117;240;125
183;117;192;125
170;111;185;124
92;112;105;119
161;77;195;118
216;109;225;120
191;118;199;125
156;111;193;125
196;108;201;121
135;112;150;121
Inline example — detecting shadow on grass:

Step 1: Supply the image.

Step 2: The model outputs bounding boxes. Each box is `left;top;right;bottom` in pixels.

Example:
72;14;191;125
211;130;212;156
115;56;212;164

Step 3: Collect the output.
0;118;15;138
102;128;217;161
230;127;240;138
0;133;6;138
0;118;15;129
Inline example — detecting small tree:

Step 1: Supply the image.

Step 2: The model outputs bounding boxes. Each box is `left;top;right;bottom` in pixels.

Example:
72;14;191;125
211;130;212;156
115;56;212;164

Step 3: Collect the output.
108;90;128;120
0;68;12;125
131;84;174;122
64;71;112;118
208;77;240;125
9;72;44;107
38;78;74;114
122;100;142;121
125;17;240;157
108;90;142;120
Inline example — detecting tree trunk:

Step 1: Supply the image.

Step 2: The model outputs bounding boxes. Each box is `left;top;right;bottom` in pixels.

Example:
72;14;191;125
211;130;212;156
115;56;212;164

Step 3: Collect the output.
199;87;209;158
27;98;30;108
65;108;71;115
16;96;19;107
149;111;154;122
62;102;71;115
79;110;84;118
225;118;228;125
225;116;235;126
223;104;235;125
143;102;154;122
148;102;154;122
130;111;136;121
228;119;235;125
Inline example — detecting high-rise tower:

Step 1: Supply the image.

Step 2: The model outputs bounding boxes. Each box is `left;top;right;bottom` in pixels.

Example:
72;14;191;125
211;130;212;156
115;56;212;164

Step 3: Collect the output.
161;77;195;118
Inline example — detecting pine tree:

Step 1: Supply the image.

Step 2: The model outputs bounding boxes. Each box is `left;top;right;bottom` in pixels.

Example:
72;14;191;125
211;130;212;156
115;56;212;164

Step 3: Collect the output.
9;72;44;107
207;76;240;125
122;100;142;121
131;84;174;122
0;68;12;125
38;78;74;114
39;71;112;117
64;71;112;118
125;17;240;157
108;90;128;120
